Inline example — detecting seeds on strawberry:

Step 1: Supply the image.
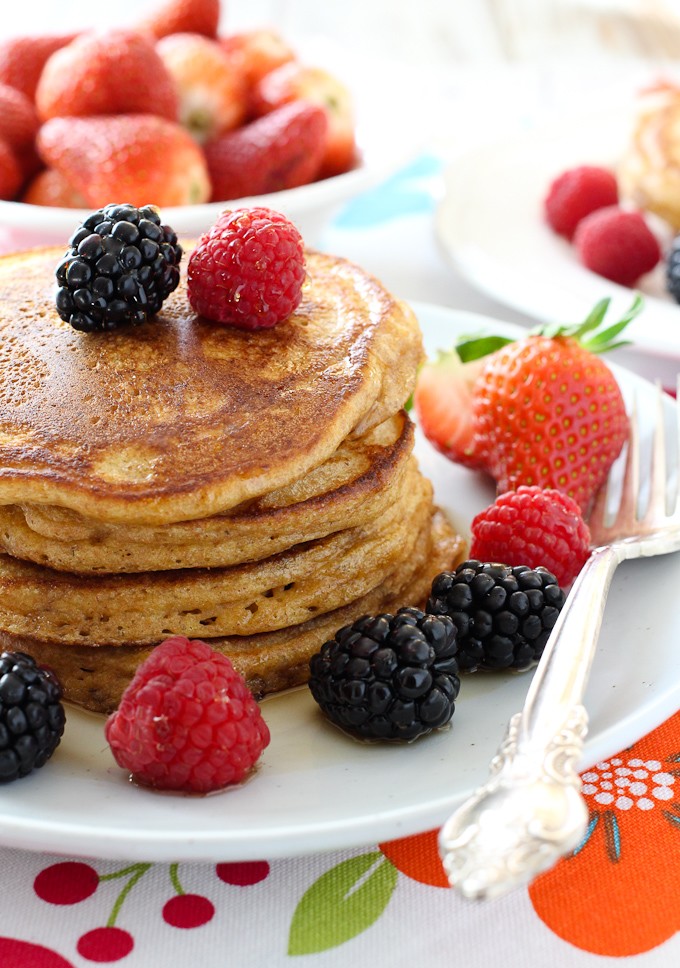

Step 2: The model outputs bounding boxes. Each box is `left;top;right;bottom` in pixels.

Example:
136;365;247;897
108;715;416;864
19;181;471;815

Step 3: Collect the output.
203;100;327;201
187;206;305;329
474;327;629;513
36;30;179;123
105;636;270;794
469;485;591;587
419;300;636;516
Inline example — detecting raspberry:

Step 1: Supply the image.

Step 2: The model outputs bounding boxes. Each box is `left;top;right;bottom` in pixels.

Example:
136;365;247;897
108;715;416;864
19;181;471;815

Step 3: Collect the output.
574;205;661;287
544;165;619;239
187;206;305;329
104;636;270;793
469;485;591;587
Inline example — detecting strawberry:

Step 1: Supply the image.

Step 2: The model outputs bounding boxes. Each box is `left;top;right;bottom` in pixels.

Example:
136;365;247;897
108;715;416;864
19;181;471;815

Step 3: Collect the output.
139;0;220;40
0;82;40;180
252;63;357;177
413;349;488;469
0;139;21;200
203;100;327;201
22;168;87;208
0;33;76;101
417;298;637;514
37;114;211;208
0;83;38;157
220;29;296;88
36;30;179;122
156;33;246;142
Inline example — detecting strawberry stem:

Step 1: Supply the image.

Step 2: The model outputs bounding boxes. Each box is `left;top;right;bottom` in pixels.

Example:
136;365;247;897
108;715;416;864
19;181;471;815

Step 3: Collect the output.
451;295;643;362
454;334;514;362
529;294;643;353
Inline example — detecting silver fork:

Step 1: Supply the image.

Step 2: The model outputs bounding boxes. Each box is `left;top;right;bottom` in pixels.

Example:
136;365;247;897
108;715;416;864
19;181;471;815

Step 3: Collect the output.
438;379;680;901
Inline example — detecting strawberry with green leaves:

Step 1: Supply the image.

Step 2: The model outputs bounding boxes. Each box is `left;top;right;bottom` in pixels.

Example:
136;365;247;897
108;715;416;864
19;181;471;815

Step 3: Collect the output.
415;298;638;514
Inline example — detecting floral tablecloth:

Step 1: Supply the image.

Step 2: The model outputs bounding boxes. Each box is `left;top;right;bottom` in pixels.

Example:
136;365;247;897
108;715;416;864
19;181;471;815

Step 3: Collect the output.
0;158;678;968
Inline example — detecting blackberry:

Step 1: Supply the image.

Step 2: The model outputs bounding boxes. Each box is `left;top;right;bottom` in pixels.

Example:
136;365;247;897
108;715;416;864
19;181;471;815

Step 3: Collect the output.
667;234;680;303
427;560;565;672
308;607;460;741
0;651;65;782
54;203;183;332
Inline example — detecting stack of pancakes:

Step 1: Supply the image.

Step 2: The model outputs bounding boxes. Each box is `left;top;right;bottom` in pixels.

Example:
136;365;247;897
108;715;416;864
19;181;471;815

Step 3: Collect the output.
0;246;465;714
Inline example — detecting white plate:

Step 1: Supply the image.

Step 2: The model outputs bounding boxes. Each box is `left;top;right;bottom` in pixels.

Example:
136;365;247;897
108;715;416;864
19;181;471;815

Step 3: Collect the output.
436;102;680;362
1;302;678;863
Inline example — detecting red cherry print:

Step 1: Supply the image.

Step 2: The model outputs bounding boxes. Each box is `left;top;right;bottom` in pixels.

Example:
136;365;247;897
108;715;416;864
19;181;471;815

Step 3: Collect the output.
216;860;270;886
76;927;134;963
34;862;99;905
162;894;215;929
0;937;75;967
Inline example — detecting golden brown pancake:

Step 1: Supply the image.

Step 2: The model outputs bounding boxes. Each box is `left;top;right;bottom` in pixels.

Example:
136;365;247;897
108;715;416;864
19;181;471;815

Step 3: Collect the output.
0;471;433;645
0;412;416;573
4;509;467;713
0;247;422;524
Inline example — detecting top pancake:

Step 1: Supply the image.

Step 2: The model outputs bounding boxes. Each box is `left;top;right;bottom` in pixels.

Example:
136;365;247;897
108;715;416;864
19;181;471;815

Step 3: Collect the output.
0;247;423;525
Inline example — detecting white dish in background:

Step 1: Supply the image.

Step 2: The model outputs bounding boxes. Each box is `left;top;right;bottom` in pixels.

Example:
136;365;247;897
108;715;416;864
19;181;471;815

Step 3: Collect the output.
0;44;430;250
436;103;680;363
0;303;678;864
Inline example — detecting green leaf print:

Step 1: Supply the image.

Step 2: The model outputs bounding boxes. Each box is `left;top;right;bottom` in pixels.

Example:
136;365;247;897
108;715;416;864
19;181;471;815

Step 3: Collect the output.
288;851;398;955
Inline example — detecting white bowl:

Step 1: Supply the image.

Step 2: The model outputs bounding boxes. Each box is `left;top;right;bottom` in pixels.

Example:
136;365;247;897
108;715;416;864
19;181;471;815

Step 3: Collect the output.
0;44;434;250
0;163;379;250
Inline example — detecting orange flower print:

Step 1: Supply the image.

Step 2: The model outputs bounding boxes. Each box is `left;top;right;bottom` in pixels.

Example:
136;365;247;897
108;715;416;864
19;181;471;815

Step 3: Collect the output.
379;711;680;958
379;829;449;888
529;710;680;956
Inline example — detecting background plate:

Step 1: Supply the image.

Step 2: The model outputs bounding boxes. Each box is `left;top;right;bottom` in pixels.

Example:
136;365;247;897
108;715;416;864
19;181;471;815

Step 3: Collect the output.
436;103;680;362
0;303;678;862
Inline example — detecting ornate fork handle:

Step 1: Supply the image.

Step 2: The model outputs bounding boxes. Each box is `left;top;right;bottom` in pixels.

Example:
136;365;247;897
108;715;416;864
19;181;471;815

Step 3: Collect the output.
438;544;623;900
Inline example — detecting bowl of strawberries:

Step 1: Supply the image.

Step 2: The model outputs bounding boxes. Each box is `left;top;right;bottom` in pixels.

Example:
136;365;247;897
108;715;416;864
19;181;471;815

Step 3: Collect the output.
0;0;418;248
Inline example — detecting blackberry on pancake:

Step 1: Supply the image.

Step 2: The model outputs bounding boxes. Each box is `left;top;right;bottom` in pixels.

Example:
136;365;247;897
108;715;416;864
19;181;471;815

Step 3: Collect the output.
55;204;182;332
